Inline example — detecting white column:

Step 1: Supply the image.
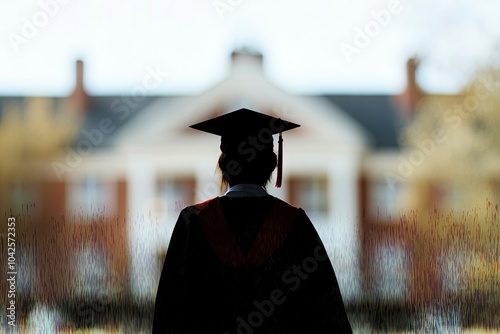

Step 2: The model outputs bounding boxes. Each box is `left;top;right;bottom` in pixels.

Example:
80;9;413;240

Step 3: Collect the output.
126;154;158;302
326;152;363;302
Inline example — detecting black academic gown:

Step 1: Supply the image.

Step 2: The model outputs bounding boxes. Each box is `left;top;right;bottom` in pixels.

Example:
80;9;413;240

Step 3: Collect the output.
152;195;352;333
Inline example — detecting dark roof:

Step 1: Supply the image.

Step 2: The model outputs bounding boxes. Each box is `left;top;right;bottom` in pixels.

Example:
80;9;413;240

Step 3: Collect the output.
321;95;403;149
80;96;160;147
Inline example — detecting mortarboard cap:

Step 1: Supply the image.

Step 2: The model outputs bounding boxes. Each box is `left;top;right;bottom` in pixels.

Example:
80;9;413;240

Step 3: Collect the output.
189;108;300;187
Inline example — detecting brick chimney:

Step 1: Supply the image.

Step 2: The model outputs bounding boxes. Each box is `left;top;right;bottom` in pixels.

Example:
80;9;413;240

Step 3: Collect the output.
69;59;90;113
394;58;423;118
231;48;263;70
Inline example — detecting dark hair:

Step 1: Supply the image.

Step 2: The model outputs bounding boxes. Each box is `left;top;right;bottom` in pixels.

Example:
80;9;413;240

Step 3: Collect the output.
218;150;277;190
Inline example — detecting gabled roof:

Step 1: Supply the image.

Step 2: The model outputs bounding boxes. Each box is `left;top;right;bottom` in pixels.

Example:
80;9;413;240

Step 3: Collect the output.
111;53;371;153
78;96;161;147
322;95;403;149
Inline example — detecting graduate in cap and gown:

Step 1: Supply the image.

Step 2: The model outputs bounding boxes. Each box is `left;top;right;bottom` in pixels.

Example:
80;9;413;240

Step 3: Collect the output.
152;108;352;333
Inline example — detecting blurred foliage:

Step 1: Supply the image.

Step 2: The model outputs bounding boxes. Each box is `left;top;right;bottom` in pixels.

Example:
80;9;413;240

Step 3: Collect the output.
401;68;500;211
0;97;80;216
0;97;79;178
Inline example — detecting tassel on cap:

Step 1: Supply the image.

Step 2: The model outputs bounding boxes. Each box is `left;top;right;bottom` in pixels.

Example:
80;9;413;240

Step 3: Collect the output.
275;127;283;188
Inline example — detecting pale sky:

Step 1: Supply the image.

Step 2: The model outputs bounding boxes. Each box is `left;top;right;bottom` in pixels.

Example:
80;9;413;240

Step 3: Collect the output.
0;0;499;96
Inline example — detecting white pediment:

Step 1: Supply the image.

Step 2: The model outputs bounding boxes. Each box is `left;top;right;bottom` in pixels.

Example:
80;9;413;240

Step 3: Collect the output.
112;53;371;154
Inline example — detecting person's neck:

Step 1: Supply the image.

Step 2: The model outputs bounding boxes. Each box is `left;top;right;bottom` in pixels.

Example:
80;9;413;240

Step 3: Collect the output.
224;183;268;197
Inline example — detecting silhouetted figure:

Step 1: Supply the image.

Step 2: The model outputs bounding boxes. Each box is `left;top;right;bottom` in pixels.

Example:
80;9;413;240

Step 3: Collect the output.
152;108;352;333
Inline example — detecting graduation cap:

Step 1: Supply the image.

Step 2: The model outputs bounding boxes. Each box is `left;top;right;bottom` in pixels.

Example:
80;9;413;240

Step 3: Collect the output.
189;108;300;187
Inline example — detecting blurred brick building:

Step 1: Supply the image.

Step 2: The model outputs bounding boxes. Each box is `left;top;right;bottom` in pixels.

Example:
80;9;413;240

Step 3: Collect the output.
3;50;497;328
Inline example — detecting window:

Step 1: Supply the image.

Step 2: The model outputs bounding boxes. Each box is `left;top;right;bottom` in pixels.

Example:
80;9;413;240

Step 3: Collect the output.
67;176;116;218
368;180;402;220
372;244;409;300
156;177;195;219
154;177;195;277
438;248;468;294
11;180;41;217
288;175;328;221
154;176;196;245
432;182;466;213
17;245;39;295
72;243;110;297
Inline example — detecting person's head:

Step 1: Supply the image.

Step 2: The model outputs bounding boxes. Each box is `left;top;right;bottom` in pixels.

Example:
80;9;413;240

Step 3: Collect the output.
217;147;277;189
189;108;300;190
